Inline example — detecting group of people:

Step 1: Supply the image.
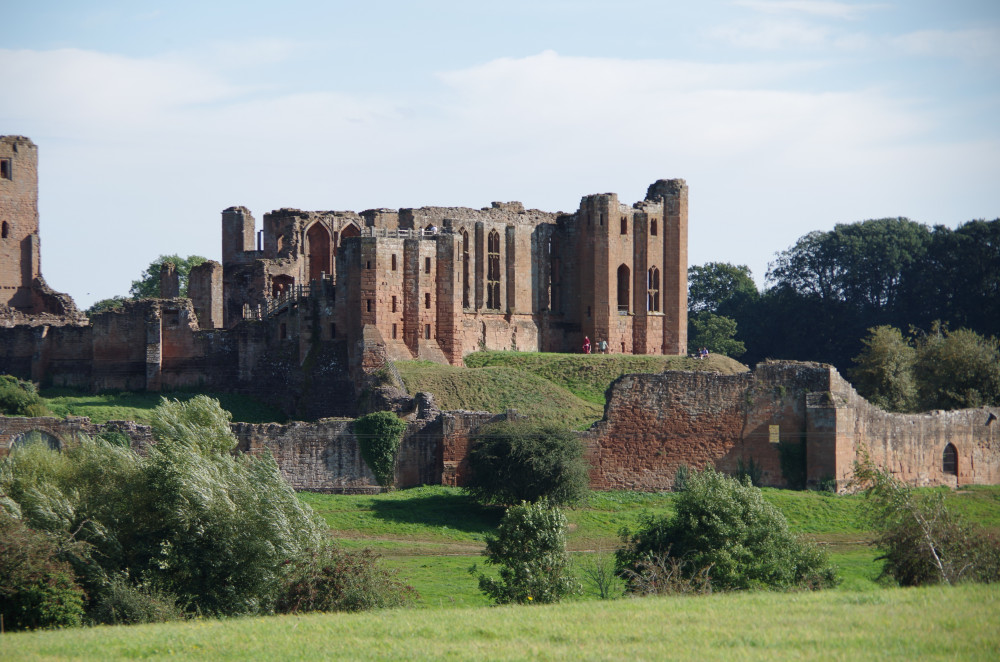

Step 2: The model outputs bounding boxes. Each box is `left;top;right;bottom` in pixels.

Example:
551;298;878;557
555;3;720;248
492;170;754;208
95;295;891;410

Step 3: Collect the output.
695;347;710;359
582;336;609;354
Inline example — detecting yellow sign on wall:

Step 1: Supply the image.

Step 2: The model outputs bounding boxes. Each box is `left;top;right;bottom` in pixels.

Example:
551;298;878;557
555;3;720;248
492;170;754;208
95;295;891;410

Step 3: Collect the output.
769;425;780;444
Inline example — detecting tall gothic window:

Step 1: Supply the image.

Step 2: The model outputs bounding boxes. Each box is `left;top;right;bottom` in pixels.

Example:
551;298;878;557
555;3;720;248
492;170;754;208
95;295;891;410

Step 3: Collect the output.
462;230;470;308
617;264;630;314
647;267;660;312
487;230;501;309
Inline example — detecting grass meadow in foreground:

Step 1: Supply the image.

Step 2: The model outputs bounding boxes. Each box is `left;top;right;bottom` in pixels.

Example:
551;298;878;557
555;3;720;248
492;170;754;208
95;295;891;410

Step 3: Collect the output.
298;485;1000;606
4;585;997;661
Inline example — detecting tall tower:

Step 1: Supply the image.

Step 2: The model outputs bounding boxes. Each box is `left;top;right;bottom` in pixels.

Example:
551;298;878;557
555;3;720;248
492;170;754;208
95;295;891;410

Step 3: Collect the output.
0;136;40;311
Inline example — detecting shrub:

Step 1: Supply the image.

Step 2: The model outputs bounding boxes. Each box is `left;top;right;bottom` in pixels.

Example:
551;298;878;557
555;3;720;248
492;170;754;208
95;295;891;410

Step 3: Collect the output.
353;411;407;488
277;541;417;613
88;576;184;625
618;552;713;597
616;468;838;592
476;500;581;605
466;421;590;506
0;375;51;417
854;455;1000;586
0;512;86;630
577;551;623;600
1;397;323;618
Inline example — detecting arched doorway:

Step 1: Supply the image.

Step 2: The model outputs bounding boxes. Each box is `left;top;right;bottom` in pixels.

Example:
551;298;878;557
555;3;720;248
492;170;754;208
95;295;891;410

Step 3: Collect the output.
11;430;61;451
306;223;331;283
272;274;295;298
943;443;958;476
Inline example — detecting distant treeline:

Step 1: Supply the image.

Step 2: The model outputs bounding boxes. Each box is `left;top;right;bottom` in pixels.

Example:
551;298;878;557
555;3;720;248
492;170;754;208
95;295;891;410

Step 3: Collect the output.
689;217;999;376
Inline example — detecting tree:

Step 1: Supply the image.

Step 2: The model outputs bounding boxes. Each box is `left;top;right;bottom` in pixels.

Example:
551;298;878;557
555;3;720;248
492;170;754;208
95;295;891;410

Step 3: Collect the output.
688;262;758;315
0;374;51;417
85;295;130;317
465;421;590;506
853;453;1000;586
912;325;1000;410
129;254;208;299
1;397;323;617
475;501;581;605
687;311;746;357
849;326;917;412
353;411;407;488
615;469;837;592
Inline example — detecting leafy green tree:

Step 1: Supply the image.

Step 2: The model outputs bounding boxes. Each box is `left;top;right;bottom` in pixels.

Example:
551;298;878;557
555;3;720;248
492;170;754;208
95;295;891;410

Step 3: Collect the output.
913;326;1000;410
85;296;130;317
688;262;758;315
353;411;407;488
476;501;581;605
466;421;590;506
687;311;746;357
853;453;1000;586
0;511;86;630
0;375;51;417
849;326;918;412
129;254;208;299
615;469;837;591
1;397;323;617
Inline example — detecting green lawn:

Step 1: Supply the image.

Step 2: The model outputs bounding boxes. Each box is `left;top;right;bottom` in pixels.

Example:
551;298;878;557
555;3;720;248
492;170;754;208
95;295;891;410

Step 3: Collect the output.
40;388;287;424
6;585;997;661
300;485;1000;608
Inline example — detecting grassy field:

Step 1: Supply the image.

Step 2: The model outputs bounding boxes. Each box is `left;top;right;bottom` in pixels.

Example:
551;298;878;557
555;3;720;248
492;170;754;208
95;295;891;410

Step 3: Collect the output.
5;585;997;661
39;388;287;424
299;485;1000;607
395;351;748;429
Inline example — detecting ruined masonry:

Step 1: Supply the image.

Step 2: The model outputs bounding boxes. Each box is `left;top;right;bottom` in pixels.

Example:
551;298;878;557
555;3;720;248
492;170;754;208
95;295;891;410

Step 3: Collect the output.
1;135;997;490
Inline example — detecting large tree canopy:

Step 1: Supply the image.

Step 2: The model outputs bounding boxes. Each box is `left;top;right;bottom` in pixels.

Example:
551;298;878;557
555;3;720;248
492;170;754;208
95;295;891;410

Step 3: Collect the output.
129;254;208;299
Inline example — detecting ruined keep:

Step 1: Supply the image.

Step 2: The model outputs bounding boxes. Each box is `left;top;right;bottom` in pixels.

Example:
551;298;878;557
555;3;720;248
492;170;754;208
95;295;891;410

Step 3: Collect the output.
1;135;998;492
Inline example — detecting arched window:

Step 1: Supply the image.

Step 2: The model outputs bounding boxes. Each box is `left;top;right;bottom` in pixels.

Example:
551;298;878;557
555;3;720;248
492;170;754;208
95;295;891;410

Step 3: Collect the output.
487;230;501;309
306;223;331;283
943;443;958;476
647;267;660;312
620;216;628;235
650;218;658;236
272;274;295;298
462;230;470;308
617;264;630;314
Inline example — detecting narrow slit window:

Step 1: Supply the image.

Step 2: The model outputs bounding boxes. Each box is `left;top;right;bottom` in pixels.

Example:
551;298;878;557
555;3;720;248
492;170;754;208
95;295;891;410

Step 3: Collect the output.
425;292;431;309
0;159;10;180
425;257;431;274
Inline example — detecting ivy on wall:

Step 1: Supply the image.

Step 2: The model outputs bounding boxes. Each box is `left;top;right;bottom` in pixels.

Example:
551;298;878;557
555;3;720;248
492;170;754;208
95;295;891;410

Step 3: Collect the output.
353;411;407;488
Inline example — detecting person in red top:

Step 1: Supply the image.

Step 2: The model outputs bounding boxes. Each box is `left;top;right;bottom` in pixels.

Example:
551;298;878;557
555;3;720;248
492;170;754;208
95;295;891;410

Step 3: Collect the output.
583;336;591;354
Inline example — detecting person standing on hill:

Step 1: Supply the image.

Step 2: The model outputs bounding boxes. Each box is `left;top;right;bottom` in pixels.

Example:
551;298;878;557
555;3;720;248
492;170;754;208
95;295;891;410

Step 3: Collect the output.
583;336;591;354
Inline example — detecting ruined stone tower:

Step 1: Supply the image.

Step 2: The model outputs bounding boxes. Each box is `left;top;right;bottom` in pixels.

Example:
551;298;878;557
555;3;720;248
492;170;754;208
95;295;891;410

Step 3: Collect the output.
0;136;40;311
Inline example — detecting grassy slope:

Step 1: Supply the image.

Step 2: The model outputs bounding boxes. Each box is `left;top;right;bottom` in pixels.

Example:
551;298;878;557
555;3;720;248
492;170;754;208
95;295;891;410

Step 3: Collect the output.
6;585;998;661
40;388;287;424
464;350;748;404
395;351;748;429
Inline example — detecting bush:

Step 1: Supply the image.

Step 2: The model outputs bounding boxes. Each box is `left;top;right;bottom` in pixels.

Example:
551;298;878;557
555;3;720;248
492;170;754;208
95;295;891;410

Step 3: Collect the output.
466;421;590;506
277;541;417;613
354;411;407;488
854;455;1000;586
0;375;51;417
618;552;713;597
615;469;838;592
0;512;86;630
1;397;323;618
476;500;581;605
88;576;184;625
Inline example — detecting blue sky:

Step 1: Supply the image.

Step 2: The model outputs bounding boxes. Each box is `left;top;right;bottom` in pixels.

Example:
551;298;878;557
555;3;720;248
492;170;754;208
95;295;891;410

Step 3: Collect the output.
3;1;998;308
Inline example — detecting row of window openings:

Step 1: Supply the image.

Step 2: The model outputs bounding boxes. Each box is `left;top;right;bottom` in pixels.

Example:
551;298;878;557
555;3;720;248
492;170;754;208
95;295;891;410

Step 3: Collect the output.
380;254;433;274
592;213;658;236
368;294;432;313
390;324;432;340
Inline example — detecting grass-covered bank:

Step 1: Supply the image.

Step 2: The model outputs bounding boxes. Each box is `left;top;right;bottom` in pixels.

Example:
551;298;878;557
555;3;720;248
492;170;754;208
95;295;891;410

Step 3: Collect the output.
394;351;748;429
39;388;287;424
5;584;997;661
298;485;1000;607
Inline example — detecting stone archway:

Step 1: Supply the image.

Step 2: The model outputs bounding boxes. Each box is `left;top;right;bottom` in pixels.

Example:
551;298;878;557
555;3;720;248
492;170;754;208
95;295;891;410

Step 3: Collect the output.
306;223;332;283
11;430;62;451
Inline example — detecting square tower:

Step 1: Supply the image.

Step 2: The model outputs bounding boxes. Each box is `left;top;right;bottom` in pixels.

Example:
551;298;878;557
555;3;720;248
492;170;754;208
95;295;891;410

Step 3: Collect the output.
0;136;40;310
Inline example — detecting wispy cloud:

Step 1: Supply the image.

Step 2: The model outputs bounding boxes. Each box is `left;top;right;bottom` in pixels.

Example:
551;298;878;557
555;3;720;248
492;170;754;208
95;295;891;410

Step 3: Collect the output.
893;28;1000;64
733;1;879;20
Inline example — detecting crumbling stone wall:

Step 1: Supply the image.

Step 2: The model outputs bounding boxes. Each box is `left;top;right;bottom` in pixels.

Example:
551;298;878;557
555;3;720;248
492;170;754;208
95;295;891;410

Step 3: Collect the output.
0;416;153;458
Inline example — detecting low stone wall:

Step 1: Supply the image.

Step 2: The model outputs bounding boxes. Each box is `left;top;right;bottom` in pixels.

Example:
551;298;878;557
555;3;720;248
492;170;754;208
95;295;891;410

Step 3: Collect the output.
0;416;153;457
